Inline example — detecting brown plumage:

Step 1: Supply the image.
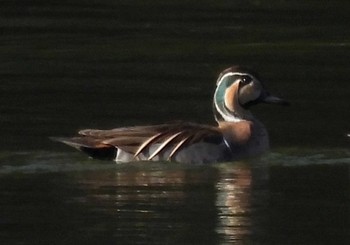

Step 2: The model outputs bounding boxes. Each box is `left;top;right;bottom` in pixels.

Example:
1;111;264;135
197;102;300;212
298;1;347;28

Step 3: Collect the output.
52;122;224;161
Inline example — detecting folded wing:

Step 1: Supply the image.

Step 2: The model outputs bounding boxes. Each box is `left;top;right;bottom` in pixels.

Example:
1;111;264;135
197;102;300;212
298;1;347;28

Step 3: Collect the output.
52;122;224;161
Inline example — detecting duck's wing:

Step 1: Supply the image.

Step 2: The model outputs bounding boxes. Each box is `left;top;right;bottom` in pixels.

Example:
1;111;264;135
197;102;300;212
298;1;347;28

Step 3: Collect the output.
52;122;224;161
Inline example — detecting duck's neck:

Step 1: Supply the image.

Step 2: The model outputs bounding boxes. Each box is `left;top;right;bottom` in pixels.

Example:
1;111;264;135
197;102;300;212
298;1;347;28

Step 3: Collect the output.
214;102;254;123
225;105;253;122
214;94;253;122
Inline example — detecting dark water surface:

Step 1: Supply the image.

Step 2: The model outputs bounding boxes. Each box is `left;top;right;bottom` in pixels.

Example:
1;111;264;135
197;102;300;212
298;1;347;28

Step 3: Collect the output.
1;1;350;244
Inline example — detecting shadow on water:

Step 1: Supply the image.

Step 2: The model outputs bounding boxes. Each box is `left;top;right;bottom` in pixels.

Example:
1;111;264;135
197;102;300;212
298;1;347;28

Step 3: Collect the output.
0;150;350;244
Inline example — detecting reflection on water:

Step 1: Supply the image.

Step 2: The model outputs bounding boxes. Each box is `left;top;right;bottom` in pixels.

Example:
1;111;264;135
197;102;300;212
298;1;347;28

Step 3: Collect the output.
0;151;263;244
216;166;252;241
2;150;349;244
77;164;221;244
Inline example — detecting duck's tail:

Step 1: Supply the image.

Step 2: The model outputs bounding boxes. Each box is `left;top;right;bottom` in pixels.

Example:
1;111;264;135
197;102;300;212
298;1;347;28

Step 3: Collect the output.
50;137;116;160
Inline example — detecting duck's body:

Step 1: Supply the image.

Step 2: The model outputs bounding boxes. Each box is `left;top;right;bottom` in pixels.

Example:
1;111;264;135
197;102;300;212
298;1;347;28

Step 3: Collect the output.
53;66;288;164
54;119;268;164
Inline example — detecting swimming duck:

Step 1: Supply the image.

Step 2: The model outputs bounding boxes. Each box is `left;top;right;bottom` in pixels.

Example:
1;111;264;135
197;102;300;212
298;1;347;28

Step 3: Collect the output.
52;66;289;164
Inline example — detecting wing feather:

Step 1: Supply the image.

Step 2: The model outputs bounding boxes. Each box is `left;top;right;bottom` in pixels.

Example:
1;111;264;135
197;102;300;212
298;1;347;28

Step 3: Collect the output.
147;131;184;160
133;132;164;158
167;135;192;161
72;122;223;159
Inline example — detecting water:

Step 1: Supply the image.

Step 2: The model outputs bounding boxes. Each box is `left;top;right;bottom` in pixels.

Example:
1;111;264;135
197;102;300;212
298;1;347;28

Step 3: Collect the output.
1;151;350;244
1;1;350;244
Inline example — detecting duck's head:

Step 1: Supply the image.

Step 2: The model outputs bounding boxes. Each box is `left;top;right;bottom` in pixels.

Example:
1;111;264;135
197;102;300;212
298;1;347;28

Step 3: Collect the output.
213;66;289;122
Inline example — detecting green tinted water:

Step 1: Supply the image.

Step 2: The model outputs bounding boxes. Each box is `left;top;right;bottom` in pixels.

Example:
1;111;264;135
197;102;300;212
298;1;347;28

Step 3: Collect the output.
1;150;350;244
1;1;350;244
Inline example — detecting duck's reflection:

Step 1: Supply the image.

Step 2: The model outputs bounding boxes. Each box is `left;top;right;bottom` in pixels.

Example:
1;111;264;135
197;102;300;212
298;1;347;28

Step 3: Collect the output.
215;165;255;241
72;163;264;243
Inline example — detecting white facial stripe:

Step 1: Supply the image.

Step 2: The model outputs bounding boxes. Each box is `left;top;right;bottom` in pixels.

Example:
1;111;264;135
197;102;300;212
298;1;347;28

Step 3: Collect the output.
216;72;256;86
214;72;244;122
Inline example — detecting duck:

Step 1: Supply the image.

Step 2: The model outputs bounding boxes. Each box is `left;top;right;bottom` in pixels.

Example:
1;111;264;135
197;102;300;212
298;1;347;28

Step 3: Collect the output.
52;66;289;164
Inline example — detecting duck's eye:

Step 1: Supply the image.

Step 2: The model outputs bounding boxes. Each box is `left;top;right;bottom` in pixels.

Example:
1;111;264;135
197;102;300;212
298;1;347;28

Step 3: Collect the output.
241;76;252;85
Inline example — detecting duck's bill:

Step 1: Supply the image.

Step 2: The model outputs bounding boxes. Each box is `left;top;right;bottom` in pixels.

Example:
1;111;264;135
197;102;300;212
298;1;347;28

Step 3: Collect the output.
262;94;290;106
